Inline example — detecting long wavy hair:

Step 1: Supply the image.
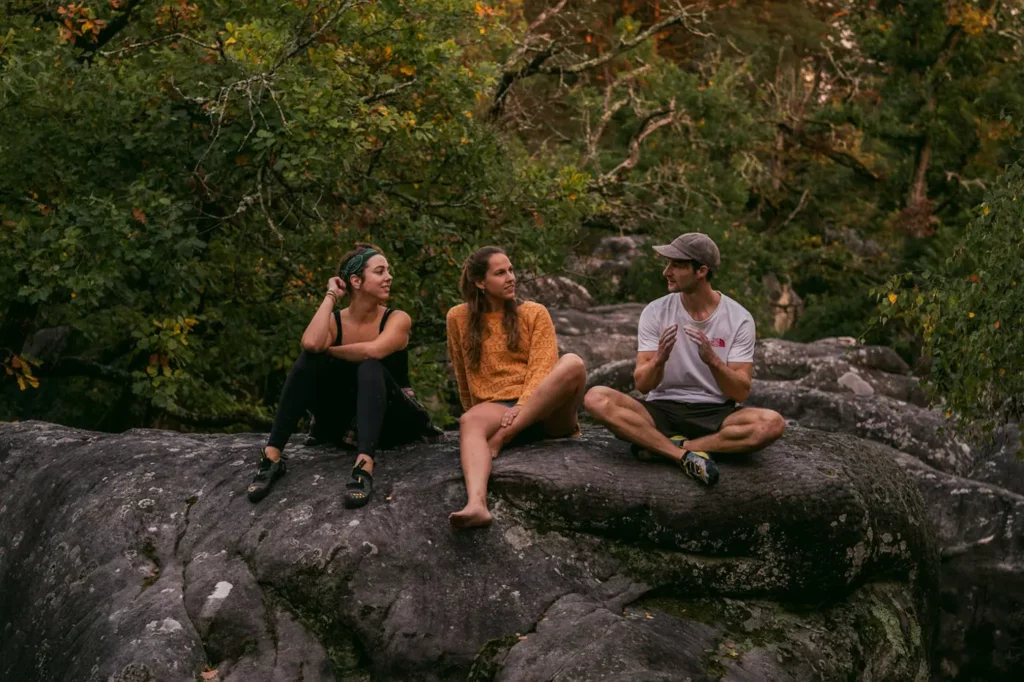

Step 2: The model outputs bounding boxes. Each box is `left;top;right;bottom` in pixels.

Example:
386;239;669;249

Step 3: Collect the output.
336;242;383;297
460;246;520;370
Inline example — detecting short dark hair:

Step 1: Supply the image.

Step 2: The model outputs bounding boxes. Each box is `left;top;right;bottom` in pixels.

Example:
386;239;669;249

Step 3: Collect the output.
674;259;714;282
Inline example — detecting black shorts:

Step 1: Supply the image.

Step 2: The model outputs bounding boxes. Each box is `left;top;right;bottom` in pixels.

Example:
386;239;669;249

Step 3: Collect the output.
641;399;739;439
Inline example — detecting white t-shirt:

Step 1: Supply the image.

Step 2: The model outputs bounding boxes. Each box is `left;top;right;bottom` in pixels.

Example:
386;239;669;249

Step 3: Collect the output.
637;292;755;403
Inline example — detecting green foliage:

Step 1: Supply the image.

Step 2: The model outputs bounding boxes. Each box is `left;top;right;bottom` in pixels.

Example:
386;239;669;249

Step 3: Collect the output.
536;0;1024;352
878;161;1024;432
3;1;1023;431
0;0;585;429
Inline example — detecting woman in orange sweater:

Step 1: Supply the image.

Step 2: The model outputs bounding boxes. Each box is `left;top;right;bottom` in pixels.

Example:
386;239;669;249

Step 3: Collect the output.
446;246;587;528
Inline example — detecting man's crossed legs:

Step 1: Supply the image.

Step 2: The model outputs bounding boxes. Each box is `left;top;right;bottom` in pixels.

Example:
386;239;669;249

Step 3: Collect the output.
584;385;785;483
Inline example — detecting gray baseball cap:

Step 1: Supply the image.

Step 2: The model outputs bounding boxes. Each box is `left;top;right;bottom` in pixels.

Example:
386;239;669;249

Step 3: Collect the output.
652;232;721;271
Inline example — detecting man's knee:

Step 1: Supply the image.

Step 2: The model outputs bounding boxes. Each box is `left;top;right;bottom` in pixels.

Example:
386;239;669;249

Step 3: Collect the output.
584;385;618;418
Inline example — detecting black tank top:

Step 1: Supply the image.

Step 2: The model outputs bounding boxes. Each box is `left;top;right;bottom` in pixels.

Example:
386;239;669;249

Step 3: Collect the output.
333;308;411;388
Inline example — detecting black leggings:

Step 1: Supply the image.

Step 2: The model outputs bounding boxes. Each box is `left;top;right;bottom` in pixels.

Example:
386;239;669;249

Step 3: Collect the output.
267;351;414;457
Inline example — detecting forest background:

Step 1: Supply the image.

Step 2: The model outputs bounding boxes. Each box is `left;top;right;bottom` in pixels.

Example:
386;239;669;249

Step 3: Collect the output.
2;0;1022;435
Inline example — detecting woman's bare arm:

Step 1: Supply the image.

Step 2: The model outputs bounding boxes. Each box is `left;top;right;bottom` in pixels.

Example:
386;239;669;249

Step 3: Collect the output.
327;311;411;362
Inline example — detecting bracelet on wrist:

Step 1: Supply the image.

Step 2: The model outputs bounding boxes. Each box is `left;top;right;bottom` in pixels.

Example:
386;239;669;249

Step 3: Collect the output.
326;290;338;300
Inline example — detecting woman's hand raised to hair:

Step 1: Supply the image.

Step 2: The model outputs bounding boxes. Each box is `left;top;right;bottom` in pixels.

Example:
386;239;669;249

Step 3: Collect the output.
328;276;345;297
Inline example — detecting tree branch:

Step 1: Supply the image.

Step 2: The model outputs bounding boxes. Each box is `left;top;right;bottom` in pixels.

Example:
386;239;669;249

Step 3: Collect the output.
491;45;559;117
777;121;882;183
782;188;810;228
77;0;146;60
600;100;676;184
272;0;360;73
492;7;703;117
361;78;417;104
580;63;651;168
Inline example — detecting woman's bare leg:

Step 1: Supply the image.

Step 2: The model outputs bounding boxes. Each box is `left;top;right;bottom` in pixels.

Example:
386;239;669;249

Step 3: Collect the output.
487;354;587;456
450;402;508;529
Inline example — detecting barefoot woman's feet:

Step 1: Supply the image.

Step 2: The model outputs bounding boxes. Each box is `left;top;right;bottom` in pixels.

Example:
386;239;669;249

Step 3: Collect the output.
448;504;493;529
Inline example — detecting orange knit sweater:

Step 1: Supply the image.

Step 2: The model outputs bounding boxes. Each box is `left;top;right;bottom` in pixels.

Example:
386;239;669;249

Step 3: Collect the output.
446;301;559;410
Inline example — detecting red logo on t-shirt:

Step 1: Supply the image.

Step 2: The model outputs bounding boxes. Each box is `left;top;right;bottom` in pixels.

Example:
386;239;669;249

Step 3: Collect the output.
711;338;726;347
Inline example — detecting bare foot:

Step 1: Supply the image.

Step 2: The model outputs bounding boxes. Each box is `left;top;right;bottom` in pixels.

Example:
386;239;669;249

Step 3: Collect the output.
448;504;493;529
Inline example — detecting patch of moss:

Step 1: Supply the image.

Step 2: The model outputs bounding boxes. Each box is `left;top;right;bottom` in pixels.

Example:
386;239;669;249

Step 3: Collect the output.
467;634;520;682
139;537;161;590
629;581;928;681
141;537;158;562
263;572;372;681
636;593;759;629
140;570;160;590
606;541;681;585
701;651;728;679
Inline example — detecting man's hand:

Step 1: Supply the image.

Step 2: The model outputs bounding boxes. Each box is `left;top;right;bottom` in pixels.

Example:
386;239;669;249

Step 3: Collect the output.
655;324;678;365
501;405;521;428
684;326;719;367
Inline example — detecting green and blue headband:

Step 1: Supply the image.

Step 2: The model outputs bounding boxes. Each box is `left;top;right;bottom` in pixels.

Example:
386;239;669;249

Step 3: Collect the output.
341;249;381;281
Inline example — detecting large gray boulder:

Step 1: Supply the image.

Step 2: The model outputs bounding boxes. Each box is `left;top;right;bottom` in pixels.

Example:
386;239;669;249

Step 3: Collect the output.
555;306;1022;680
1;421;936;681
892;450;1024;680
553;304;645;370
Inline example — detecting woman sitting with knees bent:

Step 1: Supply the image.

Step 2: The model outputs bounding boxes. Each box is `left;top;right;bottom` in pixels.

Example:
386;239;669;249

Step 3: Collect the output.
248;244;437;508
445;246;587;529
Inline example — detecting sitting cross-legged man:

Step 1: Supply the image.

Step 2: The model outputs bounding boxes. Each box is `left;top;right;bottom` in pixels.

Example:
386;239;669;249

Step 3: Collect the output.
584;232;785;485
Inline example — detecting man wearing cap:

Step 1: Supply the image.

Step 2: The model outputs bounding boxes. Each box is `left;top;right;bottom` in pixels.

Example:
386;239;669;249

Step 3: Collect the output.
584;232;786;485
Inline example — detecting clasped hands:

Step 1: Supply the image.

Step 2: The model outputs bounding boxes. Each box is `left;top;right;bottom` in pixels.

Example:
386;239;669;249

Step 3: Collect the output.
656;324;719;367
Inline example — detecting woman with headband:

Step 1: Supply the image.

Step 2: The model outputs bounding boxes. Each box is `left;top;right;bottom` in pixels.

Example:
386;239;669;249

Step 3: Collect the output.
247;243;437;507
446;246;587;529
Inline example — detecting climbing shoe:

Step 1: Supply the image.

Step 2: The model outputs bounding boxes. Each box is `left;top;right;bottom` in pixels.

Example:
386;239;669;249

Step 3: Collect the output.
344;460;374;509
247;449;287;503
680;448;719;486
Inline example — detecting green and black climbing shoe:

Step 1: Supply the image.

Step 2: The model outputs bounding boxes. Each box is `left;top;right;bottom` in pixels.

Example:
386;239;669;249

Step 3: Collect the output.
247;449;287;503
344;460;374;509
680;449;719;486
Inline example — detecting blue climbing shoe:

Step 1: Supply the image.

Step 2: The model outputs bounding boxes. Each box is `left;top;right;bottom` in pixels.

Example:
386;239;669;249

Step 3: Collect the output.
680;448;719;486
